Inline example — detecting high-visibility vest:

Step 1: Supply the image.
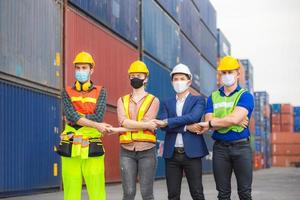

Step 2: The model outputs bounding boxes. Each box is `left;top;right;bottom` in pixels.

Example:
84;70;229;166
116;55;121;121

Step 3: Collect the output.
212;88;246;134
63;85;103;159
119;94;156;144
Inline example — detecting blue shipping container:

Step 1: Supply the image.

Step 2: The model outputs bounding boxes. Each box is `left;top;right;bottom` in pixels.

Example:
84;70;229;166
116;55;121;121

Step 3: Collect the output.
143;0;180;69
69;0;139;45
217;29;231;57
294;106;300;116
200;21;217;67
0;0;62;89
199;57;217;97
0;81;61;196
156;0;180;23
180;34;201;92
272;104;281;114
179;0;202;52
202;133;213;174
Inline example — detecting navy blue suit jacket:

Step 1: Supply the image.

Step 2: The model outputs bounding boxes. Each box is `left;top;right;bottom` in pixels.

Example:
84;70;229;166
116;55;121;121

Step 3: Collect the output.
159;93;209;159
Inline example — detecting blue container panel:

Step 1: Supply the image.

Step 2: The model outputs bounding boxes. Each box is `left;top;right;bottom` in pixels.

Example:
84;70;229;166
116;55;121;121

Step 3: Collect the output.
180;34;201;92
294;107;300;116
143;0;180;69
200;21;217;67
69;0;139;45
0;0;62;89
179;0;202;51
199;57;217;97
156;0;180;23
0;81;61;193
156;129;165;178
217;29;231;57
272;104;281;114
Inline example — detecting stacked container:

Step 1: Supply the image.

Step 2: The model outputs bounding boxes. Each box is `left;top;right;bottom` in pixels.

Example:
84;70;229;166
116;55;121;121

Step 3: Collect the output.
217;29;231;58
280;104;294;132
254;92;271;169
239;59;254;94
0;0;63;196
294;107;300;132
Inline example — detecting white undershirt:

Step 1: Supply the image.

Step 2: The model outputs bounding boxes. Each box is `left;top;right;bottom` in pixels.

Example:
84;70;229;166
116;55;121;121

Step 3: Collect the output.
174;92;190;148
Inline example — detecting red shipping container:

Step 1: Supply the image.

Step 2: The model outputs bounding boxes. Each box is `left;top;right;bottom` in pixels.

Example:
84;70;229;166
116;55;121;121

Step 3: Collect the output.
102;109;121;183
281;114;294;125
249;116;255;135
272;114;281;125
272;156;300;167
281;124;294;132
271;132;300;144
272;144;300;156
281;104;293;114
272;124;281;133
65;7;138;107
253;153;263;170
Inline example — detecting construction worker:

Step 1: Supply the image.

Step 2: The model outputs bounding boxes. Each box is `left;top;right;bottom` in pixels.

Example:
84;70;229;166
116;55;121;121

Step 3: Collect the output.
115;60;159;200
193;56;254;200
153;64;208;200
58;52;111;200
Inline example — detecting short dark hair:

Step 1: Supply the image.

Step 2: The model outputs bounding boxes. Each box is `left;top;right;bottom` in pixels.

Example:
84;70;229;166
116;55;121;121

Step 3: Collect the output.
171;73;191;81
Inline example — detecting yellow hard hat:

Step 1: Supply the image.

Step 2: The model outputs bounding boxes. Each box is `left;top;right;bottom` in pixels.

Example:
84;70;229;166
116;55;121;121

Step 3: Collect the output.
73;52;95;67
128;60;149;76
217;56;240;71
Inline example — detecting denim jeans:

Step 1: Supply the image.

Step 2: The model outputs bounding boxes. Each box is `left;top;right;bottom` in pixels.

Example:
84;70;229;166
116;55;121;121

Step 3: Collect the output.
120;147;157;200
213;141;253;200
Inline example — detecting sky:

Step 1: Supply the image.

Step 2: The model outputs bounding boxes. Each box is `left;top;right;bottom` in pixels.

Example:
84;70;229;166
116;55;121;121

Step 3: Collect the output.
210;0;300;105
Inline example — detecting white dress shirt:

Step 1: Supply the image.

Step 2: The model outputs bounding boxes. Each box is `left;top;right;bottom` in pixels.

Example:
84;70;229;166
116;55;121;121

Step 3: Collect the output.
174;92;190;147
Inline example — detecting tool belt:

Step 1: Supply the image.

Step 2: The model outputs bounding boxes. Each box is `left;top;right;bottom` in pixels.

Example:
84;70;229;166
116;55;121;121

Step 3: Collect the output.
55;132;104;157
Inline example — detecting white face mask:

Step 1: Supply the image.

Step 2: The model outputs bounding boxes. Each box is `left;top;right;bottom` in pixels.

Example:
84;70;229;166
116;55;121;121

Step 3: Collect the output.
221;74;236;87
173;80;189;93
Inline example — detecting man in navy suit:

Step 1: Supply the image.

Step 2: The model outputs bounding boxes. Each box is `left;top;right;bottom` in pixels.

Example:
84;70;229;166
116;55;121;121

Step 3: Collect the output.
153;64;208;200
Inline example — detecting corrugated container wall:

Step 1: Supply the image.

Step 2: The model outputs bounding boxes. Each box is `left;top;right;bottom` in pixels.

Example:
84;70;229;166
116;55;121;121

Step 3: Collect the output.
0;81;61;196
69;0;139;45
142;0;180;69
199;21;217;67
0;0;62;90
217;29;231;57
239;59;254;94
156;0;181;23
180;34;201;93
64;7;139;107
199;57;217;97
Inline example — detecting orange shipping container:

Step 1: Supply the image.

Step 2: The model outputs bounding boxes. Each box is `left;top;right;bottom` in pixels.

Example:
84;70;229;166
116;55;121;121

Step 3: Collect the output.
281;104;293;114
272;156;300;167
272;124;281;132
272;144;300;156
249;116;255;134
272;114;281;124
253;153;263;170
281;124;294;132
281;114;294;125
271;132;300;144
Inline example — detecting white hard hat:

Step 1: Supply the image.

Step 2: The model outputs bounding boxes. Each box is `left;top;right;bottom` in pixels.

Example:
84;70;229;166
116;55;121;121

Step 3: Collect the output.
170;63;192;79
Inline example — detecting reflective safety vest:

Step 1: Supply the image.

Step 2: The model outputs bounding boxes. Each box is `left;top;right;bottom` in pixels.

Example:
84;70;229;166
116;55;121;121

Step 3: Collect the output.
63;86;103;159
119;94;156;144
212;88;246;134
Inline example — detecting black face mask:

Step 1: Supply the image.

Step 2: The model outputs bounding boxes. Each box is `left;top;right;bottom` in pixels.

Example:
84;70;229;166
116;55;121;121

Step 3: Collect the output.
130;78;145;89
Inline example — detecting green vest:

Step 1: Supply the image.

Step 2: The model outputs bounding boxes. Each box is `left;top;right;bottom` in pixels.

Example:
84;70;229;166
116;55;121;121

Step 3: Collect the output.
212;88;246;134
62;124;102;159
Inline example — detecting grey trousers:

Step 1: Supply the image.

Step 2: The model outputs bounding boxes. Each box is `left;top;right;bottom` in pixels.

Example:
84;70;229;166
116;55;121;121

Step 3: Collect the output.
120;147;157;200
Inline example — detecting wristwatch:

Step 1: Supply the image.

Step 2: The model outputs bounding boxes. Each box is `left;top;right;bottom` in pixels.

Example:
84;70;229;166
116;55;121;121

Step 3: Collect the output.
208;120;213;128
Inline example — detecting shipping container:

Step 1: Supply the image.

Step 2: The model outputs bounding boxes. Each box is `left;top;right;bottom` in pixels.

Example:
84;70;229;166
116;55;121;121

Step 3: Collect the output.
156;129;166;178
180;34;201;92
179;0;202;52
0;80;61;196
199;21;218;67
239;59;254;94
0;0;62;90
217;29;231;57
281;114;294;125
272;144;300;156
272;114;281;125
272;124;281;132
199;57;217;97
69;0;139;45
272;156;300;167
253;153;263;170
271;132;300;144
281;124;294;132
193;0;217;37
281;104;293;114
294;116;300;132
142;0;180;69
156;0;180;23
271;104;281;113
239;63;246;88
102;109;121;183
202;133;214;174
65;7;138;107
294;106;300;116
